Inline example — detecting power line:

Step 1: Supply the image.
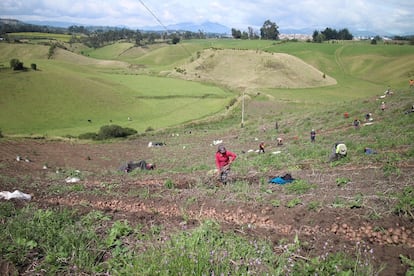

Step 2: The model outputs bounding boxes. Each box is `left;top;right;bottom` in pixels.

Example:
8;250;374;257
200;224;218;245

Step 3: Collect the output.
138;0;169;33
138;0;206;69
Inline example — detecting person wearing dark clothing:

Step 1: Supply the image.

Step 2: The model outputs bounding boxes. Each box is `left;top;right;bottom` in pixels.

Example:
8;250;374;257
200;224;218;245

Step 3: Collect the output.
365;113;373;121
215;145;237;184
310;129;316;142
404;105;414;114
259;142;265;153
353;119;360;129
120;160;155;173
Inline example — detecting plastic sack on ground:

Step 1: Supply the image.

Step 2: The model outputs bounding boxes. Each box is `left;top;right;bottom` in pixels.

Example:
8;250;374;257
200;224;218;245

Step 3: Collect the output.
0;190;32;200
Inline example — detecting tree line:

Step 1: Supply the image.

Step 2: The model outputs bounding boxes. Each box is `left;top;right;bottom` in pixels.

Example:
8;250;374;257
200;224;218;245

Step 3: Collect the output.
0;19;219;48
231;20;279;40
230;20;354;42
312;28;353;42
2;18;413;48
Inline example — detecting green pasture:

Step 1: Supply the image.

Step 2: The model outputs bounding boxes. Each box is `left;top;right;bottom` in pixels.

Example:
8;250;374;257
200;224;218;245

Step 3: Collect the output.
82;42;135;59
0;37;413;137
0;47;232;136
6;32;74;42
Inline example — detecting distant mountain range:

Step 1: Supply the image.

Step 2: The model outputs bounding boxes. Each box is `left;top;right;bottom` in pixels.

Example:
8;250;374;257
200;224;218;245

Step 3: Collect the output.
1;18;408;37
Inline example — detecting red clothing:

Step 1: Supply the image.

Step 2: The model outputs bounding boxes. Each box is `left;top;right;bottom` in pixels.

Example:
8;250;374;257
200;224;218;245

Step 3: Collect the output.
215;150;237;170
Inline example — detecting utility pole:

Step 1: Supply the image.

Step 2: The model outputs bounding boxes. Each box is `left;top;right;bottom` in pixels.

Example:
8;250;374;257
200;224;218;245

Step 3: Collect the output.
241;91;245;128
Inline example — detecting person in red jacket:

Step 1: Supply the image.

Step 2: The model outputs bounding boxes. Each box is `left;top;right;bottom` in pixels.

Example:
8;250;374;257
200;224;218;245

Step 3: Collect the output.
215;145;237;184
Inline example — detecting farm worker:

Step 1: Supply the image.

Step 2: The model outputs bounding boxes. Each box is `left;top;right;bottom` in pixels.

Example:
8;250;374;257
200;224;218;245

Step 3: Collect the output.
259;141;265;153
329;142;347;162
381;102;386;111
405;105;414;114
353;118;361;129
344;112;349;119
276;137;283;146
215;145;237;185
409;79;414;87
310;129;316;142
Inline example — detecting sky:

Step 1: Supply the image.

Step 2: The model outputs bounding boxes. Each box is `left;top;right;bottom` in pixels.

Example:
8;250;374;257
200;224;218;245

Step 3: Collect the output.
1;0;413;35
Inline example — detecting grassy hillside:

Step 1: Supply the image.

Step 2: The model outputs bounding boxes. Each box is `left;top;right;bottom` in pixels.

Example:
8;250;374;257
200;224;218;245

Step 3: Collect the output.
0;38;413;137
0;43;233;136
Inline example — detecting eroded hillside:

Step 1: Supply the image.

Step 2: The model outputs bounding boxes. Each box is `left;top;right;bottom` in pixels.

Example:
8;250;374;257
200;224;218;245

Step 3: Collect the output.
169;48;337;90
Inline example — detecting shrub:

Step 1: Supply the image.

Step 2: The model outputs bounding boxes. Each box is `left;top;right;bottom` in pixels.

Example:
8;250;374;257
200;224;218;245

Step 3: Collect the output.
145;126;154;132
97;125;137;139
10;58;24;70
0;129;3;138
9;58;20;69
48;44;57;59
78;132;99;140
30;63;37;70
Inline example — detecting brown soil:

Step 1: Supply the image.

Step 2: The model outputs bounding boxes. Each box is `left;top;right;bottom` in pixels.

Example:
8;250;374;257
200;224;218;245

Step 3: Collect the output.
0;133;413;275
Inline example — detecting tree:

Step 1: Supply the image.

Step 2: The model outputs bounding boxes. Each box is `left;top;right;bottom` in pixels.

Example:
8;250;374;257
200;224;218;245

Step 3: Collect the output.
172;36;180;44
312;30;325;43
10;58;24;70
247;27;259;39
135;30;143;46
373;35;382;42
337;28;353;40
231;28;241;39
147;33;156;44
321;27;337;40
312;30;319;42
260;20;279;40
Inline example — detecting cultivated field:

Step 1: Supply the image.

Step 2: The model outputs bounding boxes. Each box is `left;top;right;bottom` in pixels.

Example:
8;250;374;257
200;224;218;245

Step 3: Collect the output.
0;37;414;275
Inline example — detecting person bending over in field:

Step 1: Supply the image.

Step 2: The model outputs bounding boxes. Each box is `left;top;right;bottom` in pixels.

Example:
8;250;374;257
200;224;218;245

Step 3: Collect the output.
215;145;237;185
259;141;265;153
329;142;347;162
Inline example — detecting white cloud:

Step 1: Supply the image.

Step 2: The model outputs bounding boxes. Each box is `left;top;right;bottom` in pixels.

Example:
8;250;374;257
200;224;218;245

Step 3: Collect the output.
0;0;413;34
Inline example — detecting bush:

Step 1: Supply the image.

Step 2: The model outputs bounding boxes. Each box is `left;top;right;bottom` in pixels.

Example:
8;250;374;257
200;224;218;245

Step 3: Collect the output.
10;58;24;70
97;125;137;139
145;126;154;132
79;125;137;140
78;132;99;140
0;129;3;138
30;63;37;70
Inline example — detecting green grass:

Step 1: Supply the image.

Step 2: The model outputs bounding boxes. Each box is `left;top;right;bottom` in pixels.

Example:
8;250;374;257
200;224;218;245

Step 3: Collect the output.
6;32;74;42
1;39;413;138
82;42;135;59
0;44;233;136
0;205;382;275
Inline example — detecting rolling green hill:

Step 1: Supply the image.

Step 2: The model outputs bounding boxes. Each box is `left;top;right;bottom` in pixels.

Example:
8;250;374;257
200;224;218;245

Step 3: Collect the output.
0;38;413;137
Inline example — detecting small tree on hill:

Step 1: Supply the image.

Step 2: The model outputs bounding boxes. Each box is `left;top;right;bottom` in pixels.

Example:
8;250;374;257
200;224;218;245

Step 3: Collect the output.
9;58;24;70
